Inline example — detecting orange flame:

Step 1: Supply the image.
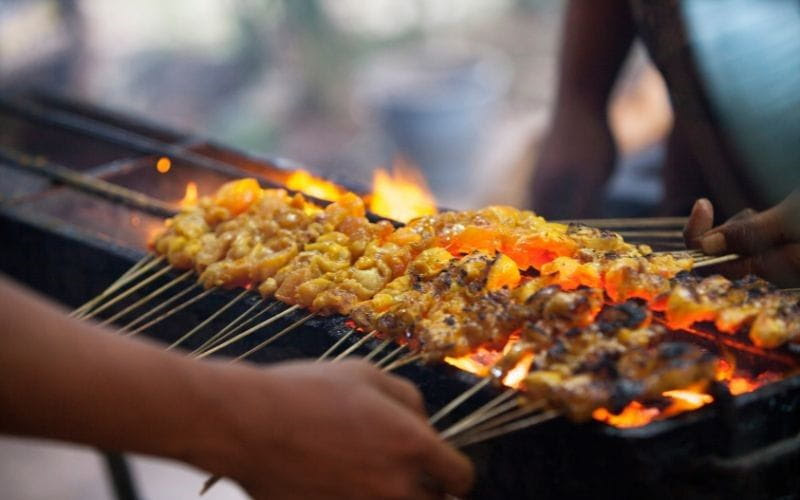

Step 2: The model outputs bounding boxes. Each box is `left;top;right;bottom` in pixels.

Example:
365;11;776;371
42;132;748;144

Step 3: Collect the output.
714;358;772;395
592;385;714;428
179;182;199;209
367;161;437;223
156;157;171;174
592;403;660;428
285;170;347;202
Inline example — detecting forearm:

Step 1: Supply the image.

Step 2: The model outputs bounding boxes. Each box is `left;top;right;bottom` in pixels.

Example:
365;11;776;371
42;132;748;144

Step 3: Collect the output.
554;0;636;117
0;276;242;470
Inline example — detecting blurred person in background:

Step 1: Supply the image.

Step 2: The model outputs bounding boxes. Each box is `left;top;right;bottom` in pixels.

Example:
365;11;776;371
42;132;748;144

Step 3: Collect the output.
532;0;800;221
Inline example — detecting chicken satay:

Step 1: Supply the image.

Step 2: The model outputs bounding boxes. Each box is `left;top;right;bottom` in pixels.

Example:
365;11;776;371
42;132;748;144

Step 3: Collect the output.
196;189;324;288
349;247;456;337
307;227;424;316
750;301;800;348
152;178;267;269
523;339;715;422
261;211;394;310
412;253;522;359
665;274;786;334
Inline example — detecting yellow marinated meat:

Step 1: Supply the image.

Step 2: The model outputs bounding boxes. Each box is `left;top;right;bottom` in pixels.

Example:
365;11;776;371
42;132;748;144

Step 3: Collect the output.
349;247;457;336
197;190;323;288
263;214;394;308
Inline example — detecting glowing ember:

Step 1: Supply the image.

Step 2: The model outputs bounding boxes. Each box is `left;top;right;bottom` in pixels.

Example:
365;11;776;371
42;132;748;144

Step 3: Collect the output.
501;352;534;388
156;156;171;174
714;358;770;395
179;182;199;209
367;161;437;223
593;402;659;428
444;349;499;378
285;170;347;201
661;389;714;408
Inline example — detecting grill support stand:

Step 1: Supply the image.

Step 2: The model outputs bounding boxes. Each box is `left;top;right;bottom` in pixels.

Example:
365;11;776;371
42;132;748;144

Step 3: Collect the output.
102;452;140;500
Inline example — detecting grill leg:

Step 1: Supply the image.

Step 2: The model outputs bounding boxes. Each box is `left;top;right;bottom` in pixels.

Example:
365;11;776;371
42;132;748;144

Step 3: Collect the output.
102;452;140;500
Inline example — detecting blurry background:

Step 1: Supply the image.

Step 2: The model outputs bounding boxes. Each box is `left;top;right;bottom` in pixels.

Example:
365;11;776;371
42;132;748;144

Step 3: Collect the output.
1;0;671;210
0;1;672;498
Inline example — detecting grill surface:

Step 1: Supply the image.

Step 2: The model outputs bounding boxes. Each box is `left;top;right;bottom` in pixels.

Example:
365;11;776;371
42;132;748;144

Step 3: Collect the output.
2;92;800;499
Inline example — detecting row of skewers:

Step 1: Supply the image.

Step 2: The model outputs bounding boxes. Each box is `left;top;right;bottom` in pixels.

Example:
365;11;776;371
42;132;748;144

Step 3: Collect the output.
71;178;800;449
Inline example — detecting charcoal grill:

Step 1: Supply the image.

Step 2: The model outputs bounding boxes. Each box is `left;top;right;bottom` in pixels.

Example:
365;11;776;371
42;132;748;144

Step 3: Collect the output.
2;92;800;500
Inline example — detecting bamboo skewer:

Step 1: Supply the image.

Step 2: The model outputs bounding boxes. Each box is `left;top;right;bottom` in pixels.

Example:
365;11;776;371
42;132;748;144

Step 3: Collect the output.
615;230;684;238
99;270;193;327
70;254;155;317
428;377;492;426
191;300;275;355
443;398;525;441
316;329;357;362
234;313;316;361
204;301;281;349
556;216;688;228
362;339;391;362
81;264;173;320
381;353;423;372
125;287;214;336
692;254;740;269
374;345;407;369
439;389;518;439
450;410;561;449
448;403;538;442
194;305;300;359
331;330;377;362
119;283;201;333
166;289;250;350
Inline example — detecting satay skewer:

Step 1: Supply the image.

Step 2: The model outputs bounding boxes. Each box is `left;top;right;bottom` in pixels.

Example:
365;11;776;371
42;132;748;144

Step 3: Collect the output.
429;377;492;425
166;289;250;350
556;216;688;228
125;286;213;336
331;330;377;361
316;329;357;362
363;338;392;362
449;410;561;449
439;389;518;439
192;301;280;355
98;270;193;327
234;313;315;361
118;282;201;333
381;353;423;372
374;344;408;369
81;263;173;320
70;254;156;317
692;253;740;268
194;305;301;359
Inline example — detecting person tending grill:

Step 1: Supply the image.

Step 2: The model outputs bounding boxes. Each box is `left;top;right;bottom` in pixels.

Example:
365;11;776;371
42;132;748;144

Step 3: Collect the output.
0;276;474;500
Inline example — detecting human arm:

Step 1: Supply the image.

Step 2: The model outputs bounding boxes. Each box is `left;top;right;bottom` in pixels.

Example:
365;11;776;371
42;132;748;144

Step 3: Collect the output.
683;193;800;287
0;275;473;499
531;0;636;218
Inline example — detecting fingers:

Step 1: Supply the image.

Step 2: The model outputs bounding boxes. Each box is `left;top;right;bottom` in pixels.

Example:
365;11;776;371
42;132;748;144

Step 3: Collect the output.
419;434;475;497
683;198;714;248
699;207;784;255
698;191;800;256
340;360;427;415
370;369;427;416
711;243;800;287
728;207;757;222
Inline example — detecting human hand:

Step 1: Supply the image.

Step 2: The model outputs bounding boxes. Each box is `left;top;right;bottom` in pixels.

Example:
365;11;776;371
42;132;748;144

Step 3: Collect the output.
198;359;474;500
530;112;616;219
683;193;800;286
